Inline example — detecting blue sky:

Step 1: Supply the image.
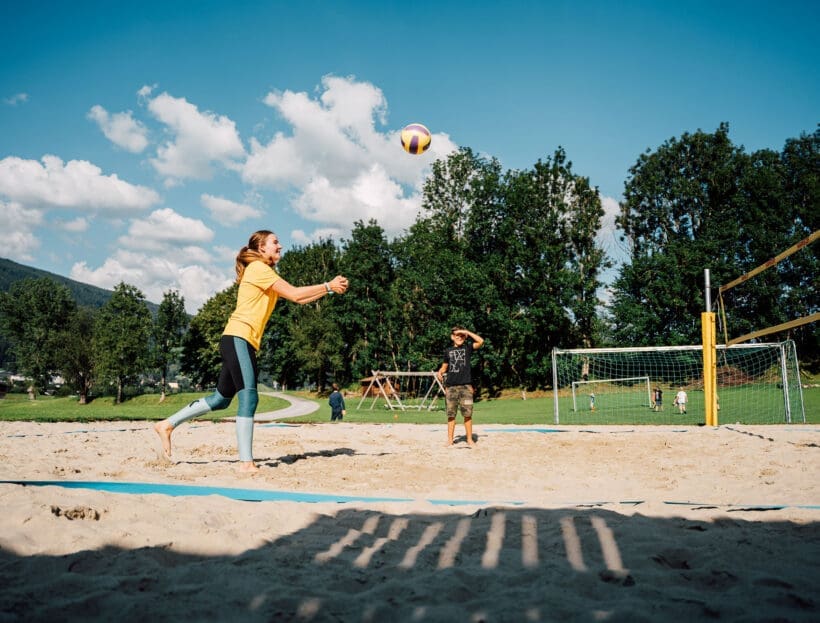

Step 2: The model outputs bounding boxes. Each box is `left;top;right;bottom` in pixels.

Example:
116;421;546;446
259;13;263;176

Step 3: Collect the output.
1;0;817;312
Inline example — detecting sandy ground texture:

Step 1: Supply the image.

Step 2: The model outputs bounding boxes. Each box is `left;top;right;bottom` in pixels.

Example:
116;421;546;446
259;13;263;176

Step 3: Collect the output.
0;416;818;622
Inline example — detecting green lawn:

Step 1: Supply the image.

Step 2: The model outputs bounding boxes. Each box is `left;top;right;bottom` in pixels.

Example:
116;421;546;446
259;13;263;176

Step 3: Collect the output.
310;385;819;425
0;392;290;423
0;386;816;425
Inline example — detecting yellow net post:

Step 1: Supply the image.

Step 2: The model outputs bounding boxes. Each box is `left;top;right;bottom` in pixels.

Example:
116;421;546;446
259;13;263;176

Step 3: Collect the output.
702;269;718;426
701;311;718;426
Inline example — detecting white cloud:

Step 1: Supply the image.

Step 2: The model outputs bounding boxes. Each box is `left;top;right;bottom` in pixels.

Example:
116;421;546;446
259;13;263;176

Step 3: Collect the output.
3;93;28;106
176;264;234;312
0;155;160;213
137;84;155;99
243;75;458;239
144;89;245;182
213;244;238;265
119;208;214;251
87;105;149;153
291;227;346;246
201;193;263;225
57;217;89;233
6;77;463;313
0;200;43;262
293;163;422;235
71;248;231;314
67;208;224;311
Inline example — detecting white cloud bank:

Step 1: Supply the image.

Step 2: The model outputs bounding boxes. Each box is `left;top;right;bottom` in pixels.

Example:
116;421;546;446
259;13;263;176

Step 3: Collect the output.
201;194;263;226
140;87;246;184
71;250;232;314
0;155;160;212
0;200;44;262
244;74;458;239
87;105;149;153
4;75;460;312
71;208;228;312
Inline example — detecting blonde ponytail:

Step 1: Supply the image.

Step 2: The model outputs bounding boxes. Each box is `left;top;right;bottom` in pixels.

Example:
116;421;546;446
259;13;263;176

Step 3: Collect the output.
235;230;275;282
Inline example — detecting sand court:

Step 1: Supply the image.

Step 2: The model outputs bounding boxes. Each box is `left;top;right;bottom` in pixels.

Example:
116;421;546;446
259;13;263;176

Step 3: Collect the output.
0;420;818;621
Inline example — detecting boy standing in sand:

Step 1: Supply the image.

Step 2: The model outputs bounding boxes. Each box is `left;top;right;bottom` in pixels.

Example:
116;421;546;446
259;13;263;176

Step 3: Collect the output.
436;327;484;447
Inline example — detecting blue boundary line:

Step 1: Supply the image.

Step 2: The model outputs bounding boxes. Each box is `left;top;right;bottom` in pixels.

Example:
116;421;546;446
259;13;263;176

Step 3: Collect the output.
0;480;520;506
2;480;817;510
483;428;690;434
484;428;567;433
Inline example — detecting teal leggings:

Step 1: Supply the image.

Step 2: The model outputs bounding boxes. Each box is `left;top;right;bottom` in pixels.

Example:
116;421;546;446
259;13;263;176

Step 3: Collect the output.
168;335;259;461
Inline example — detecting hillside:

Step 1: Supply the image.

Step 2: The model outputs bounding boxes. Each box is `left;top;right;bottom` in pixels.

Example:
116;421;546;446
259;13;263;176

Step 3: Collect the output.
0;257;159;313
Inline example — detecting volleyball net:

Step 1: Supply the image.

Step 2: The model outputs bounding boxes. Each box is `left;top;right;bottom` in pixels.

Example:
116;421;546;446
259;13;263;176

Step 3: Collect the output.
717;229;819;346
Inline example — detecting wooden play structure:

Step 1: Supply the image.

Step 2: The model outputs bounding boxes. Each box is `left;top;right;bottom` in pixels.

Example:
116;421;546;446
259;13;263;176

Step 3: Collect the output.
356;370;445;412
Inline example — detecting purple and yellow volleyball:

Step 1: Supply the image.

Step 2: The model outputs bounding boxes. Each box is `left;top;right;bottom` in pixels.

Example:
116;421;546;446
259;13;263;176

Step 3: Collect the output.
400;123;432;155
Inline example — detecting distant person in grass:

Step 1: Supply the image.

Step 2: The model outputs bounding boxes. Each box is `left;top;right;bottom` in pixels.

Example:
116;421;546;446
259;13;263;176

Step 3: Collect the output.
674;388;688;414
436;326;484;447
154;230;348;472
653;386;663;411
328;383;346;421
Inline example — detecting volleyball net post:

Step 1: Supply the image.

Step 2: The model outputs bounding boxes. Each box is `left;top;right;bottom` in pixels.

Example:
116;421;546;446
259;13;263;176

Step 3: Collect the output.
702;269;718;426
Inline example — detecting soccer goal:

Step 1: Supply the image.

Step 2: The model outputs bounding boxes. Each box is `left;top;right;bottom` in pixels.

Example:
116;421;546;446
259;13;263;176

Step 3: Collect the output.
570;376;651;412
552;341;805;425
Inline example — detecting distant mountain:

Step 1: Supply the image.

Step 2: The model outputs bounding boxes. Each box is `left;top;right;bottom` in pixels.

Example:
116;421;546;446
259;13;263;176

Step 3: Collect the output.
0;257;160;314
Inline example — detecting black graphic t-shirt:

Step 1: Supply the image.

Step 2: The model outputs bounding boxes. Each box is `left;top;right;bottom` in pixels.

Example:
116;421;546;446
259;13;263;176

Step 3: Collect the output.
442;342;474;386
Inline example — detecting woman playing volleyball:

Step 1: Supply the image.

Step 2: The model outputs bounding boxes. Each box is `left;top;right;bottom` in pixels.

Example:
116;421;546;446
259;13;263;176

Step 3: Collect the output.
154;230;348;472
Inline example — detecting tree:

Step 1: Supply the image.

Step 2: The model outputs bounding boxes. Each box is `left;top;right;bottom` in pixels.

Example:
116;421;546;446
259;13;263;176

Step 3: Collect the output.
610;123;745;345
484;149;607;390
380;146;609;393
93;282;152;403
610;123;818;357
390;148;498;382
57;306;96;404
260;239;343;391
0;277;76;395
180;284;237;388
151;290;188;401
779;127;819;369
337;220;398;380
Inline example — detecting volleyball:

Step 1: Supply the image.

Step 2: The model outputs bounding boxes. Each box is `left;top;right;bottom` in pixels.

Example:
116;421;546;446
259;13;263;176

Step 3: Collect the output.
400;123;432;155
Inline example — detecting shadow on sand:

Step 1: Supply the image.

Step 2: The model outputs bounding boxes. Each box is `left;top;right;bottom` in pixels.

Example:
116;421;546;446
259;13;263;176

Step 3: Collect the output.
1;502;817;622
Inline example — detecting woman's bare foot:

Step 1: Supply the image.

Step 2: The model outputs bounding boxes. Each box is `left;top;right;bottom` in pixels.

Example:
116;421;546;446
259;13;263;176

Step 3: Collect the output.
238;461;259;473
154;420;173;458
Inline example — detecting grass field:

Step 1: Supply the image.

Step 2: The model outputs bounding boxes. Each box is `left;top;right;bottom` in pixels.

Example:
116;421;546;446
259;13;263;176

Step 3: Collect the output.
551;384;815;425
1;386;816;425
0;392;290;423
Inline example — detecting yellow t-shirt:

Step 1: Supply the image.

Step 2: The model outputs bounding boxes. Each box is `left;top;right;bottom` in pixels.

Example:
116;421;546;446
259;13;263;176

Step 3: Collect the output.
223;261;280;350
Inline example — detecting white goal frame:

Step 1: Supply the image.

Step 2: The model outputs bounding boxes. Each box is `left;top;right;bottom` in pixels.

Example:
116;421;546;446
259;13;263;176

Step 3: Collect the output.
570;376;651;412
551;341;805;425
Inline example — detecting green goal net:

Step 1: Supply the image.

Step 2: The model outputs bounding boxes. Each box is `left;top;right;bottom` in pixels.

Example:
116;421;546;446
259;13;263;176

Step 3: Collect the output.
551;341;805;425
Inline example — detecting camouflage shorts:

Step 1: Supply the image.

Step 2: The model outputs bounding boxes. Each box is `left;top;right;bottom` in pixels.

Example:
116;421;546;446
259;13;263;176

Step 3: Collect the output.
445;385;474;420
